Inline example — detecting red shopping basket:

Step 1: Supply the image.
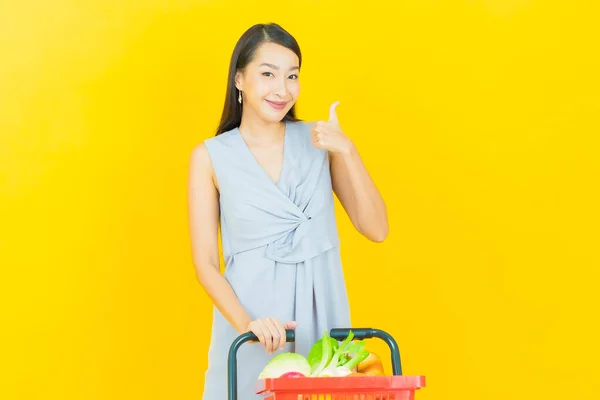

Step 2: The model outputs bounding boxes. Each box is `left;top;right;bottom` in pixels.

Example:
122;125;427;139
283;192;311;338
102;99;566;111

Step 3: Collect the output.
228;328;426;400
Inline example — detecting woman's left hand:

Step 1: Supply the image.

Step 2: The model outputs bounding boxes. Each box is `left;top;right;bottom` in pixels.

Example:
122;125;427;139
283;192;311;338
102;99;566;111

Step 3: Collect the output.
310;101;354;155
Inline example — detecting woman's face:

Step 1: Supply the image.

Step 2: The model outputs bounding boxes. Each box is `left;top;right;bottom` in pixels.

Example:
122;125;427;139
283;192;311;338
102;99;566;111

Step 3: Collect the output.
236;42;300;123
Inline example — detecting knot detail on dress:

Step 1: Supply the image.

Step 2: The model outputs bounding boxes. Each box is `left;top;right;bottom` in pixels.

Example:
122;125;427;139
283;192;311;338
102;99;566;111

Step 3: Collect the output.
264;213;339;264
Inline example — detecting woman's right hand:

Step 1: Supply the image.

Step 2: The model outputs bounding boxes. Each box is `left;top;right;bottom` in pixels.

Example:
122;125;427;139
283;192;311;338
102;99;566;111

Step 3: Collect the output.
247;318;298;354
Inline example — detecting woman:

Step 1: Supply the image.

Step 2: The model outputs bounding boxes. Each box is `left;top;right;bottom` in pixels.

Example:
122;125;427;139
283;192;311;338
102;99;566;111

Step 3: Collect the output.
188;23;388;400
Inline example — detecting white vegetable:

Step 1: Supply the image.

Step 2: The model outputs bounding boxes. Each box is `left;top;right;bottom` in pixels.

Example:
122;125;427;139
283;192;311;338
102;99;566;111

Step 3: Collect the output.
318;365;352;377
258;353;312;379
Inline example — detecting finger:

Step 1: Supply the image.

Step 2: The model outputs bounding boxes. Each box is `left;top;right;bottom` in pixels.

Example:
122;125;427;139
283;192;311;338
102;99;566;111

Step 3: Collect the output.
284;321;298;330
315;135;326;149
311;132;322;148
328;101;340;123
250;322;267;349
258;322;274;354
310;131;319;142
271;318;287;350
274;321;285;350
265;319;282;354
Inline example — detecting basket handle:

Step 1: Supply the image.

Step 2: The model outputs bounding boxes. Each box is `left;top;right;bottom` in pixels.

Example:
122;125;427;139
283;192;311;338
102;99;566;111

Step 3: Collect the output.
227;330;295;400
227;328;402;400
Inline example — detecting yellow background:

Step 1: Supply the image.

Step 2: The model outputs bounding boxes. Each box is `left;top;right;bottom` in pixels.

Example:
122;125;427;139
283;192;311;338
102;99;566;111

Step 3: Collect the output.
1;1;599;399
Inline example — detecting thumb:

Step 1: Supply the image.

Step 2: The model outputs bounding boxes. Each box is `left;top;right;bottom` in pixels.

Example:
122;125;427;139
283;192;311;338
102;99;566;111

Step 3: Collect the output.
328;100;340;123
284;321;298;329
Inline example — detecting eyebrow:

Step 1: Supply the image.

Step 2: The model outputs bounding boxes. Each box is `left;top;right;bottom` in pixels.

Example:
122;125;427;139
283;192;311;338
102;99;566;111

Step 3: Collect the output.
259;63;300;71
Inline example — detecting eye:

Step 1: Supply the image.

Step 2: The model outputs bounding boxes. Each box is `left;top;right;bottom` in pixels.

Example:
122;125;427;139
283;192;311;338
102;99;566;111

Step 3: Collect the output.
289;74;298;80
262;72;274;77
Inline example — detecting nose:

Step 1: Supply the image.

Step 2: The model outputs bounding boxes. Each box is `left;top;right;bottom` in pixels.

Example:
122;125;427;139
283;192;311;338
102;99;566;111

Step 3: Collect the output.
272;77;289;99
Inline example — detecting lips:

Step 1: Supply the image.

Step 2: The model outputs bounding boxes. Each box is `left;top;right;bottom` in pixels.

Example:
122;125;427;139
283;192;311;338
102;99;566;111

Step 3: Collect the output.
265;100;288;110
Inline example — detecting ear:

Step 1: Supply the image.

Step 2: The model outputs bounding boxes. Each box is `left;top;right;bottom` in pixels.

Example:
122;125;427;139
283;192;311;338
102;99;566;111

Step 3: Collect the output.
234;70;244;91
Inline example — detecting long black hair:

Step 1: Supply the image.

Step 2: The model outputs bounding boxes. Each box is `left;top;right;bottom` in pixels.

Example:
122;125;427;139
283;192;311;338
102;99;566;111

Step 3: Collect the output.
215;23;302;136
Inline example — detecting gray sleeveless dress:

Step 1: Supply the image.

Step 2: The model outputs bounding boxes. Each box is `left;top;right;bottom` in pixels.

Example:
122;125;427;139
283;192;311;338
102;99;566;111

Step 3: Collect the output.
202;120;351;400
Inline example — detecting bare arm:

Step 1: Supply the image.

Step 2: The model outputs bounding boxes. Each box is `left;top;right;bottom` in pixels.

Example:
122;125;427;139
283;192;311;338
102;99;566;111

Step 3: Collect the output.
330;145;389;243
187;143;252;334
308;104;389;243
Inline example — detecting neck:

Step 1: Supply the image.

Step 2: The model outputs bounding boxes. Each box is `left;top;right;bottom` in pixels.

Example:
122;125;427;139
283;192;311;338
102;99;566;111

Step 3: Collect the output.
238;110;285;143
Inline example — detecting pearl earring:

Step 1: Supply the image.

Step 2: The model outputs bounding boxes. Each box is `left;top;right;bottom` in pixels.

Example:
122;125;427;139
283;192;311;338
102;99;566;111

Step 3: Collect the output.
238;90;242;104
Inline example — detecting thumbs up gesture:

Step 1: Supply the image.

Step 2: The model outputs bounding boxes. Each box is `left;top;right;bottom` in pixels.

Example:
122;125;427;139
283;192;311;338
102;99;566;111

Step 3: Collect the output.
310;101;353;154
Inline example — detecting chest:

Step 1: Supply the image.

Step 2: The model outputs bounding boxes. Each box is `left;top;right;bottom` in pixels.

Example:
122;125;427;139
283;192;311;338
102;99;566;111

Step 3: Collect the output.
214;129;334;224
245;139;285;184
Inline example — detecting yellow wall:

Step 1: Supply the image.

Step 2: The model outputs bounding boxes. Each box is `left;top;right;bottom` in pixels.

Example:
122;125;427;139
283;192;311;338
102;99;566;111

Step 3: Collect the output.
1;1;598;399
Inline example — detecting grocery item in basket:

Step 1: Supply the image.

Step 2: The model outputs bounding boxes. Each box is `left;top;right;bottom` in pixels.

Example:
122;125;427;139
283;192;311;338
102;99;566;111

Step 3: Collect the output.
307;334;339;371
309;330;370;377
257;353;311;379
357;352;385;376
279;372;305;378
257;330;372;380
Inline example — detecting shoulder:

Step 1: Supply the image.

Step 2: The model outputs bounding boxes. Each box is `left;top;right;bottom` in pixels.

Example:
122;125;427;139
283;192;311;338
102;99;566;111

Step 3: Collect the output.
290;120;316;131
204;128;239;149
201;129;243;167
189;142;212;173
190;139;227;190
190;128;238;173
288;120;316;143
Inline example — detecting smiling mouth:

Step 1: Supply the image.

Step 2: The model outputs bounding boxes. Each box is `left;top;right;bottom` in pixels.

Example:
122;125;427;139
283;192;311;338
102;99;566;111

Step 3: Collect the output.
265;100;289;109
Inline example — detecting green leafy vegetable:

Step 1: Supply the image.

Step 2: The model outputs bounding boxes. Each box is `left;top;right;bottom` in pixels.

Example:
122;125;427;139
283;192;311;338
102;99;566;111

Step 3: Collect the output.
339;340;369;369
307;330;371;377
320;330;355;375
307;334;338;373
309;330;334;377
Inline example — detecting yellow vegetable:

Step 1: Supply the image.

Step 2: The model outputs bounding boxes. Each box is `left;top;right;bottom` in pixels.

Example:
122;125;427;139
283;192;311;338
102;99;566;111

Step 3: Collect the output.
357;352;385;376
